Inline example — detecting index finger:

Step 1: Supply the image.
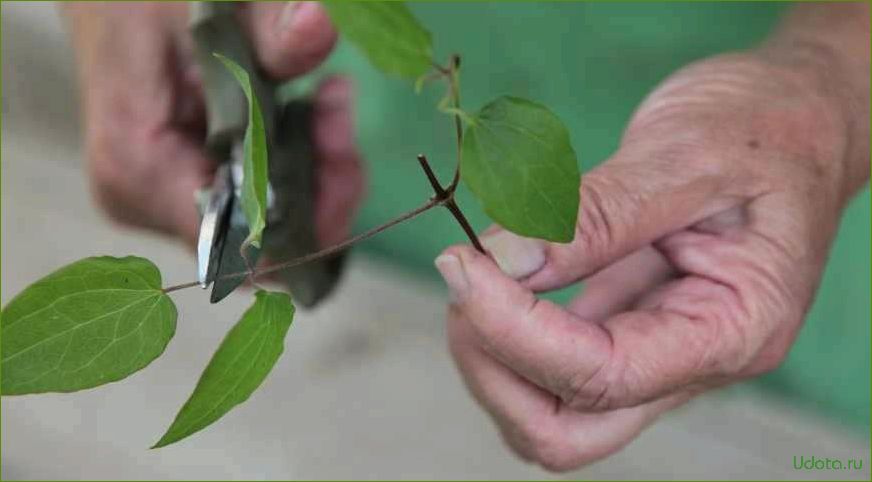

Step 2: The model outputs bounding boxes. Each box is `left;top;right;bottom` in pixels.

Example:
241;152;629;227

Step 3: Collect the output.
436;244;748;411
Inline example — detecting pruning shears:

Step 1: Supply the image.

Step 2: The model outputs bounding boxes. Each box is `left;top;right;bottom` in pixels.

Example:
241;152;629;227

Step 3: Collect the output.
190;2;345;305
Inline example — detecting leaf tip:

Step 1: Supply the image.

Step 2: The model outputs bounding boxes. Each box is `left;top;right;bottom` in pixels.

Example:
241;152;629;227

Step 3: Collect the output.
211;52;232;67
150;429;174;449
151;421;191;449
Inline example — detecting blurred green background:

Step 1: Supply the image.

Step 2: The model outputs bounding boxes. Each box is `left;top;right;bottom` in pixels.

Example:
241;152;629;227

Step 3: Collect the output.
295;2;870;432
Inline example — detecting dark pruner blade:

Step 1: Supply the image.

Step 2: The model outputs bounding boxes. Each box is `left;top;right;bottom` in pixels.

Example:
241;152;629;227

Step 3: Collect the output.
196;166;233;288
209;197;261;303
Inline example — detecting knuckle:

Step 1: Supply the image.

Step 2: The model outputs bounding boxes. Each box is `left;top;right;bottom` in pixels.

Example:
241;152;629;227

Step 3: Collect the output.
712;326;754;378
86;135;127;218
710;289;794;379
500;431;537;465
691;313;729;370
267;26;337;77
576;178;619;263
524;426;579;472
749;347;789;375
684;307;747;381
744;323;797;377
658;280;755;380
561;326;619;411
564;351;616;411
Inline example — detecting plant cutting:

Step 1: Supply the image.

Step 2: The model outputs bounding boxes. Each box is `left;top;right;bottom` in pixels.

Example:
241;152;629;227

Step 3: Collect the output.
0;1;581;448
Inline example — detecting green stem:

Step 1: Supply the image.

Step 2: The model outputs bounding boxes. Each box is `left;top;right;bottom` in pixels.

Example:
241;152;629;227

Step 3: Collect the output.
447;54;464;191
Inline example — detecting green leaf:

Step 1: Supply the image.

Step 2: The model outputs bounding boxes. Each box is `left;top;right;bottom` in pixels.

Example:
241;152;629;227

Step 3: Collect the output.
214;53;268;248
322;1;433;79
1;256;176;395
461;96;581;242
153;290;295;448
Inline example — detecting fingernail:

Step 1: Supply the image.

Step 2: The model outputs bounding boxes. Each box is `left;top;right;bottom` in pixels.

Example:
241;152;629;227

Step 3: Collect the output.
279;1;318;32
481;231;547;280
435;254;469;303
277;2;298;31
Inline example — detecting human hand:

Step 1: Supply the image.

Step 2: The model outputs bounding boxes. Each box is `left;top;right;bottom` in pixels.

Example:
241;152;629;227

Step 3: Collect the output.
436;21;869;471
65;1;364;248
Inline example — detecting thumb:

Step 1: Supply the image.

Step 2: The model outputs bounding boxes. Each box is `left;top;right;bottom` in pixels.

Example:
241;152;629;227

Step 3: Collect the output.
241;1;337;80
481;144;734;292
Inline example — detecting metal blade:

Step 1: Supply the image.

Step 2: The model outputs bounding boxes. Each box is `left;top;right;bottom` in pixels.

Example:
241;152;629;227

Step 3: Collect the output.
196;174;231;288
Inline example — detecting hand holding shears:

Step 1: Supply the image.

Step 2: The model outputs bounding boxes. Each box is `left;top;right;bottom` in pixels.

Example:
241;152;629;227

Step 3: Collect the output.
191;2;362;305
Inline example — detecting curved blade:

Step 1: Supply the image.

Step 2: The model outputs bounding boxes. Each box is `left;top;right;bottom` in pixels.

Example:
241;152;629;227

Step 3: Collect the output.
210;194;261;303
197;166;232;288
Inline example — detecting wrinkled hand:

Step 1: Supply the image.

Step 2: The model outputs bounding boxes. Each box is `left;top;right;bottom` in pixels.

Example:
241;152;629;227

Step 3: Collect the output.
437;48;868;470
65;2;364;247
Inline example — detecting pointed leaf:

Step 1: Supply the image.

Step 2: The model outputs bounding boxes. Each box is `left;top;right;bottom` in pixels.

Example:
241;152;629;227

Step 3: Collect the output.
214;53;268;248
153;290;295;448
322;1;433;79
1;256;176;395
462;96;581;242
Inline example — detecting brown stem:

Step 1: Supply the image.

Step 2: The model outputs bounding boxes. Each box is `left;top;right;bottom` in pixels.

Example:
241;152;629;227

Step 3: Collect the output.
252;198;439;279
431;60;450;75
162;197;441;294
416;154;485;254
162;280;201;294
445;199;485;253
417;154;447;197
239;242;260;289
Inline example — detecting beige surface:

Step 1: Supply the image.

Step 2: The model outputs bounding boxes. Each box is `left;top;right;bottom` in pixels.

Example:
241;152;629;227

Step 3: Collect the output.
2;3;869;480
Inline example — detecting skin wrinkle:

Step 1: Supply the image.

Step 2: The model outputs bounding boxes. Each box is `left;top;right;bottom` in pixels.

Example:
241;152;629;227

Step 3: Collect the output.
748;192;824;266
562;328;614;411
733;235;796;336
534;155;735;292
662;235;769;370
602;309;696;407
670;219;806;377
658;284;745;378
571;178;616;271
626;58;847;173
